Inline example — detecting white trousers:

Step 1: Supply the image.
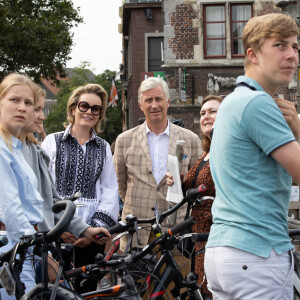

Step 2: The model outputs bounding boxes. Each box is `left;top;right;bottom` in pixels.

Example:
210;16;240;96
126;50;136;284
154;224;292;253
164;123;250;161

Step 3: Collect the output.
204;246;293;300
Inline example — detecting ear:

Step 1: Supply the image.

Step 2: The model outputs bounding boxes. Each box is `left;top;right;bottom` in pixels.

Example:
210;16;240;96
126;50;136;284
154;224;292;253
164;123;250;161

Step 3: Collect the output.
167;98;170;108
138;101;144;112
246;47;259;65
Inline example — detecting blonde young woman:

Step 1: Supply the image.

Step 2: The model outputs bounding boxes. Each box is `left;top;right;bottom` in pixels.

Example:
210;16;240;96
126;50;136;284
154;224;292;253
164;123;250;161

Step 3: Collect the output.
0;73;43;299
42;84;119;292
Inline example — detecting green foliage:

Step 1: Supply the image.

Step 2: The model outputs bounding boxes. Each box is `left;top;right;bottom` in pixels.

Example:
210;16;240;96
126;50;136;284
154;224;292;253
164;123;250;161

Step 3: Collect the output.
44;63;122;145
0;0;83;82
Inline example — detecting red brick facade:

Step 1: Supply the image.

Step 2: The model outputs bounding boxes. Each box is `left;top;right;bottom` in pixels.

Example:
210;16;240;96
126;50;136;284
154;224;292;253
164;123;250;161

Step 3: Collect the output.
120;1;297;133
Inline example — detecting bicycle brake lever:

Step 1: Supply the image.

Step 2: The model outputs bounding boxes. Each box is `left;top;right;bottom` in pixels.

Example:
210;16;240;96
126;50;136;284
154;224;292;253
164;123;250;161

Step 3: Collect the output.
134;220;142;245
112;227;142;244
124;233;133;255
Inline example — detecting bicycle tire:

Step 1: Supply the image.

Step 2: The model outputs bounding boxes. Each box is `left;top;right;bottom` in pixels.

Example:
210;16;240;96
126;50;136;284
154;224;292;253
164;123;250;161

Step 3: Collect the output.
20;283;83;300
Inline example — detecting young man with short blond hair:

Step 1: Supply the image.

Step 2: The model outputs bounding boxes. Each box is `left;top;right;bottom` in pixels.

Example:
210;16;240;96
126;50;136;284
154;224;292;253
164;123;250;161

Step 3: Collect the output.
205;13;300;299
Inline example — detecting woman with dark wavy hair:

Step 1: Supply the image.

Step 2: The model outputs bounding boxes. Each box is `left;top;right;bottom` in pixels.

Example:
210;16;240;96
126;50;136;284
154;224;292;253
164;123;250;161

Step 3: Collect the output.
167;94;223;299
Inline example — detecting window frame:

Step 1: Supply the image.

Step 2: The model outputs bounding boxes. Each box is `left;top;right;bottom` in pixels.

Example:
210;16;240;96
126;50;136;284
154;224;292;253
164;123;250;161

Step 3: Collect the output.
203;4;226;59
145;32;164;72
230;3;253;58
203;2;253;60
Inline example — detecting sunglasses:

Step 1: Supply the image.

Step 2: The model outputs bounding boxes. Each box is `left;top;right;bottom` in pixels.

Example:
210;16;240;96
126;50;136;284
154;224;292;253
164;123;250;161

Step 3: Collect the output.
77;101;102;116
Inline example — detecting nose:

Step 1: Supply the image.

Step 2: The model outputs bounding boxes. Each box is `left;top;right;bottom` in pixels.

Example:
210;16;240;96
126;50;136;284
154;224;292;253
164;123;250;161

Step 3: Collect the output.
86;107;93;114
152;100;159;109
40;111;45;121
287;45;298;62
201;112;210;119
18;101;26;111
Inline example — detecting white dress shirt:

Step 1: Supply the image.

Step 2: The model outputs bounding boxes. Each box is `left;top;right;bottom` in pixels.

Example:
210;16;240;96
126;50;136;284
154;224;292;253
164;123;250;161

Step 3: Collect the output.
146;121;170;184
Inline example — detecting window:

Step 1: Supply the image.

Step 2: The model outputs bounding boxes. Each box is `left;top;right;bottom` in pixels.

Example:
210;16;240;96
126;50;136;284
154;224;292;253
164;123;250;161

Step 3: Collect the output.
231;4;252;57
204;5;226;58
148;37;164;71
204;3;253;58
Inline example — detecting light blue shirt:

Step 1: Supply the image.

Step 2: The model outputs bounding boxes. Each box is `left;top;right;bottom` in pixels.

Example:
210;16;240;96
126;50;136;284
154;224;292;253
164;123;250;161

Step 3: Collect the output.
208;76;295;258
0;135;43;245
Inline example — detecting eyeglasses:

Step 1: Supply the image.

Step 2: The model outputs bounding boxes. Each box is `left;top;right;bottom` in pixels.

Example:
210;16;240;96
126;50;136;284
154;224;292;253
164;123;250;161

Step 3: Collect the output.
77;101;102;116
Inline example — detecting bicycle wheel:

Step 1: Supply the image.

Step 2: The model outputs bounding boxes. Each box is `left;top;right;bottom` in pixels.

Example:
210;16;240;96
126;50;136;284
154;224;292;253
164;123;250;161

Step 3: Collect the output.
21;283;83;300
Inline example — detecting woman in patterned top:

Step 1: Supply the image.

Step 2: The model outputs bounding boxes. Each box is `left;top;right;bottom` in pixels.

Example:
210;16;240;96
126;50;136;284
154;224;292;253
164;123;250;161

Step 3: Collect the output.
167;94;223;298
42;84;119;293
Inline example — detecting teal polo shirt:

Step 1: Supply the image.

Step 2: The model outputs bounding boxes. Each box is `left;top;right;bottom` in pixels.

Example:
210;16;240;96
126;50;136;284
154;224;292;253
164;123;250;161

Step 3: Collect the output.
208;76;295;258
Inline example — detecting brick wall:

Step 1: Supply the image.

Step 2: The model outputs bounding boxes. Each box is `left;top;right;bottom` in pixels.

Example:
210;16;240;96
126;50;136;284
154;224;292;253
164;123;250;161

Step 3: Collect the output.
168;4;198;59
126;6;164;128
256;1;280;15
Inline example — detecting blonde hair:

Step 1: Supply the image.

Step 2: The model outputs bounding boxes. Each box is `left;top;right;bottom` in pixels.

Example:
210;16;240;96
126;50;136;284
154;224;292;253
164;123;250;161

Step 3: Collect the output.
0;73;38;150
36;86;46;99
23;86;46;145
243;13;299;69
65;84;108;134
25;133;39;145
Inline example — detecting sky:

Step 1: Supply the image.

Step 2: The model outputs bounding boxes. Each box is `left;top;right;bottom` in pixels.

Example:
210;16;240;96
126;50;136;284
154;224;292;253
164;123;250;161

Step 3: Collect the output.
66;0;123;75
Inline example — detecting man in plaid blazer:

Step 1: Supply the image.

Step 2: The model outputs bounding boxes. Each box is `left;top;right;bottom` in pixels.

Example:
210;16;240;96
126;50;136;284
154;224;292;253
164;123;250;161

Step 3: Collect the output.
114;77;201;251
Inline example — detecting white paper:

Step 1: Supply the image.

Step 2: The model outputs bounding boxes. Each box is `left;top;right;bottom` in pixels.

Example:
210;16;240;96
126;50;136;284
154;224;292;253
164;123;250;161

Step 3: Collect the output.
290;186;299;202
166;154;183;204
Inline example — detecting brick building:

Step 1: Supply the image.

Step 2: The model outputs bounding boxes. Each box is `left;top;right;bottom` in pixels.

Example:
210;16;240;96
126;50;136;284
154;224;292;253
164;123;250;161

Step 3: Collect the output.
119;0;299;133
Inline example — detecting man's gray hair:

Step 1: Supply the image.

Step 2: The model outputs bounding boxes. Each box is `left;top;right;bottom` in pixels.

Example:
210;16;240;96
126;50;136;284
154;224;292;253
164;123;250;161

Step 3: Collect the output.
138;77;169;103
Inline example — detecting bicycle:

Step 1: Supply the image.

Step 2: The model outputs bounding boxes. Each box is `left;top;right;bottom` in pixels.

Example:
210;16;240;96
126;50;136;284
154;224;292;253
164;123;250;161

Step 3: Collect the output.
64;217;199;300
65;184;209;299
0;200;78;300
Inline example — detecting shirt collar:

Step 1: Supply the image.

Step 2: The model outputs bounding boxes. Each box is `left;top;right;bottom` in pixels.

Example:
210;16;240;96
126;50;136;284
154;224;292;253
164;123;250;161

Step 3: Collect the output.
146;120;170;136
11;135;23;150
237;76;265;92
62;124;97;142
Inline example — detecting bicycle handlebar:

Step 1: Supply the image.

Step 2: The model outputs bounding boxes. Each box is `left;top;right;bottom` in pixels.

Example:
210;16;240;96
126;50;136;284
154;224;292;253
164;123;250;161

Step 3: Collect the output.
67;218;196;279
168;217;196;236
138;184;206;224
191;232;209;242
45;200;76;242
0;200;76;263
123;217;196;266
96;185;206;240
289;229;300;237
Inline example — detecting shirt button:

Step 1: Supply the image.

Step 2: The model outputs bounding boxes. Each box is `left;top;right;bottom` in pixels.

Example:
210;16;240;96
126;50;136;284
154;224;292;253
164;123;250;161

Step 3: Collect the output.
151;207;155;211
242;265;247;270
157;187;160;192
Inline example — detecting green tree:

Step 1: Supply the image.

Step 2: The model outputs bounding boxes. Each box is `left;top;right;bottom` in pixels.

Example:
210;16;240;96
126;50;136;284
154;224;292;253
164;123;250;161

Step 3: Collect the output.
44;64;122;145
95;70;123;144
0;0;83;82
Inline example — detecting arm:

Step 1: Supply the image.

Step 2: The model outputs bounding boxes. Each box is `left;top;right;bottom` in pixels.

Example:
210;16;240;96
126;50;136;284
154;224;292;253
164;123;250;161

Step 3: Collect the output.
274;98;300;140
271;141;300;185
113;135;128;201
0;148;42;242
90;143;119;229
